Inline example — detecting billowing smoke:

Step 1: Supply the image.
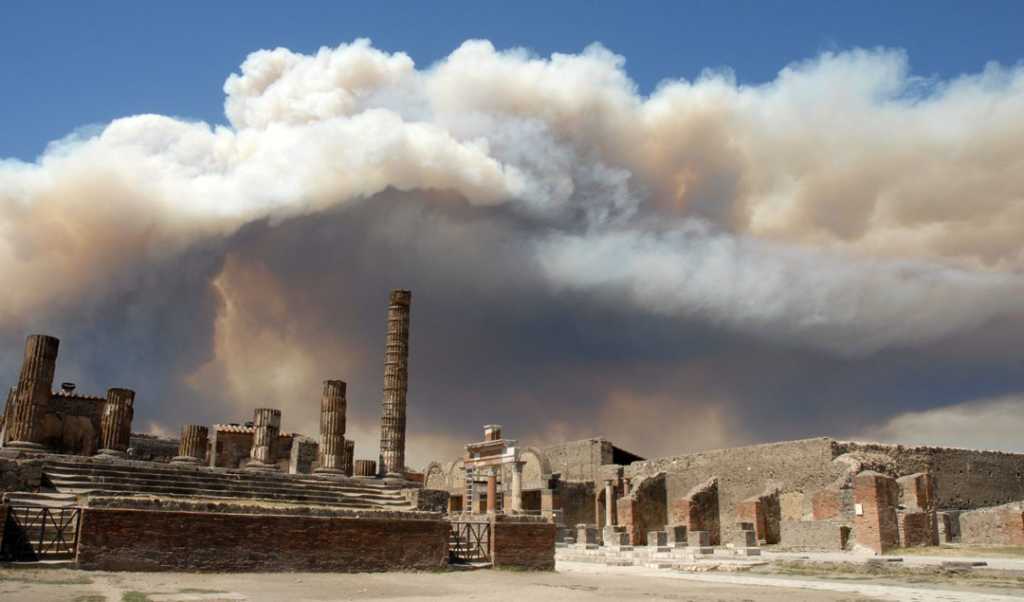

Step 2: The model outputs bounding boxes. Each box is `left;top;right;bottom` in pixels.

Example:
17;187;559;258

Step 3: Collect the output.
2;39;1023;465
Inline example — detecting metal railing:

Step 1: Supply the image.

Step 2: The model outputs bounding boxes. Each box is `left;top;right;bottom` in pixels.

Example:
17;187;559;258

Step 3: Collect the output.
448;519;491;563
1;506;81;561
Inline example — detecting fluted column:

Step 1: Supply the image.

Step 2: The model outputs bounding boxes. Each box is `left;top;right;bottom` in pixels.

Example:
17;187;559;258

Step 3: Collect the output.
247;408;281;470
172;424;208;464
378;289;411;477
353;459;376;477
6;335;59;450
316;380;347;475
97;388;134;457
343;439;355;476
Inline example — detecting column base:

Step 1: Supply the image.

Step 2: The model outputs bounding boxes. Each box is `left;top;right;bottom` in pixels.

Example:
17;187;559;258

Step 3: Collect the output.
313;468;348;479
95;448;126;458
4;440;47;452
170;456;202;465
244;461;279;472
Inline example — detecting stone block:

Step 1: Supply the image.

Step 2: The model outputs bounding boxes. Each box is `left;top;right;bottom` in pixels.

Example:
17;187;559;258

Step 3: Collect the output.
666;525;688;547
647;530;668;547
735;529;757;547
688;530;711;547
576;524;599;545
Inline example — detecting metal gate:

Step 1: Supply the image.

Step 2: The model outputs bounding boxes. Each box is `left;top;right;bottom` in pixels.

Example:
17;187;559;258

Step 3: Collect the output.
448;519;491;563
1;506;81;561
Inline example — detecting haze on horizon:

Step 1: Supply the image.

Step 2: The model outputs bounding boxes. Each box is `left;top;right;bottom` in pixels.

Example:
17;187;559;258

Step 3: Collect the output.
1;3;1022;468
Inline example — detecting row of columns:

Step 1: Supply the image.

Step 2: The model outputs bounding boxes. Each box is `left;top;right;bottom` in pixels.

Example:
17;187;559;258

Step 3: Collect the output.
463;462;525;515
3;334;135;457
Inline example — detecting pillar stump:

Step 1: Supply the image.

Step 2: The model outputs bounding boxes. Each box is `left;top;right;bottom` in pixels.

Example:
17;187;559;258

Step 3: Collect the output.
343;439;355;476
245;408;281;471
353;459;376;478
172;424;208;464
315;380;347;476
97;388;135;457
5;334;59;451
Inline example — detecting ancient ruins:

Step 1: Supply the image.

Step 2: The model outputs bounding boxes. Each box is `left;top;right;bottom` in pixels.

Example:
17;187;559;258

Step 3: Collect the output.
0;288;1022;575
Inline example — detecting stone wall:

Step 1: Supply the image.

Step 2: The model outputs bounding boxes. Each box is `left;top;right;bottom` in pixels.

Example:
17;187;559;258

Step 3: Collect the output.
626;437;840;546
558;481;595;528
780;520;850;550
76;507;449;572
837;442;1024;510
127;434;180;463
0;457;43;493
491;517;556;570
542;439;613;483
959;502;1024;546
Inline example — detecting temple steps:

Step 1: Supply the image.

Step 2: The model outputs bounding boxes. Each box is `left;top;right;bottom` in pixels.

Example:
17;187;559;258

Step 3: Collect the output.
40;459;413;511
2;491;78;508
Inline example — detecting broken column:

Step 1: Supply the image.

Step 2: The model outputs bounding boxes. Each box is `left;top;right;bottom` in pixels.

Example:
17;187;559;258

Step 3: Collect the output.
97;388;135;457
246;408;281;471
378;289;411;477
5;334;59;451
172;425;209;464
353;459;377;477
343;439;355;476
315;380;347;476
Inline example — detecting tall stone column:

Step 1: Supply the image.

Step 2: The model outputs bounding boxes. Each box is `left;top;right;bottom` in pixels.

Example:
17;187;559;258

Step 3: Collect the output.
508;461;524;513
486;468;498;514
247;408;281;471
316;380;347;475
378;289;411;477
343;439;355;476
5;334;59;451
172;424;208;464
97;388;135;457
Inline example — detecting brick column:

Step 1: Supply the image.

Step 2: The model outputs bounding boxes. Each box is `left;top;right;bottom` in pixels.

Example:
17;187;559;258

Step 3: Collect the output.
378;289;410;477
853;471;900;554
5;334;59;451
172;425;208;464
486;469;498;514
247;408;281;471
315;380;347;475
97;388;135;457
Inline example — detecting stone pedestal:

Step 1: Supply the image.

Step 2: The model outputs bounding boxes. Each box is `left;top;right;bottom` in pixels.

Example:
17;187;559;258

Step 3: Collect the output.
5;335;59;451
315;380;347;476
172;424;208;464
97;388;135;457
353;459;377;478
343;440;355;476
378;289;411;477
246;408;281;471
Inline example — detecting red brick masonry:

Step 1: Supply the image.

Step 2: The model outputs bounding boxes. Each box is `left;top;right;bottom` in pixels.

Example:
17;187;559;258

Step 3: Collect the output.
491;519;556;570
75;507;448;572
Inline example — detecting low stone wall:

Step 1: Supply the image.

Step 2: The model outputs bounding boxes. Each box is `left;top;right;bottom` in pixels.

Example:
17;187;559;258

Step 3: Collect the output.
491;516;556;570
76;507;449;572
0;457;43;493
779;520;849;550
959;503;1024;546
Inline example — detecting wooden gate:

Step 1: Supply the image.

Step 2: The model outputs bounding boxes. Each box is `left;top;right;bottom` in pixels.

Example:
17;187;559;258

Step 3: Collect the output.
1;506;81;561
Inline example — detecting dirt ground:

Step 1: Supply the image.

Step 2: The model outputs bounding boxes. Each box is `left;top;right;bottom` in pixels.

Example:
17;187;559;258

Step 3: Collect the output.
3;562;1024;602
0;565;886;602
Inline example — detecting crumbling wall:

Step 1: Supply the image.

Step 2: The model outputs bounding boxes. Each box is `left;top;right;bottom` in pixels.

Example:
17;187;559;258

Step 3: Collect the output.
837;441;1024;510
737;488;781;544
617;472;667;545
491;516;556;570
288;437;318;474
0;457;43;493
39;393;104;455
780;520;850;550
558;481;595;527
128;434;179;463
542;439;610;482
853;471;900;554
959;502;1024;545
627;437;841;546
671;477;721;545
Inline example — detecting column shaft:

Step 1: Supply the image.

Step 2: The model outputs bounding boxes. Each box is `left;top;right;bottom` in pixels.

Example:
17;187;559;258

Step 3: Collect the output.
174;424;208;464
605;481;615;526
98;388;135;456
509;462;524;513
248;408;281;469
316;380;347;474
6;335;59;449
486;470;497;514
378;289;410;476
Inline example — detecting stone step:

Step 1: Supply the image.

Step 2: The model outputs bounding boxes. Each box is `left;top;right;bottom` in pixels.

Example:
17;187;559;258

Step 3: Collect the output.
2;492;79;508
43;471;406;503
47;481;409;508
43;460;400;494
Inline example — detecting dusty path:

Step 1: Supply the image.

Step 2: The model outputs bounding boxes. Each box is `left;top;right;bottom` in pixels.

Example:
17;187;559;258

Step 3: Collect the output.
1;565;884;601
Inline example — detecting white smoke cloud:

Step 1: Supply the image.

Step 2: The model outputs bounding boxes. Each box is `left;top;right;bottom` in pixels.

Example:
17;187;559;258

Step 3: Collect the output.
2;37;1023;385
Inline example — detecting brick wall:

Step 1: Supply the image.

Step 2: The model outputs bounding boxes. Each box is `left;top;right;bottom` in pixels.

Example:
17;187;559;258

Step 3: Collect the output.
812;488;842;520
959;503;1024;545
75;507;449;572
900;512;937;547
671;477;720;545
491;518;556;570
853;471;900;554
779;520;850;550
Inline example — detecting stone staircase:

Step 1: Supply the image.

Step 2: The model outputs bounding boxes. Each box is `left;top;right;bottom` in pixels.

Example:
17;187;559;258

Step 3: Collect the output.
40;458;413;511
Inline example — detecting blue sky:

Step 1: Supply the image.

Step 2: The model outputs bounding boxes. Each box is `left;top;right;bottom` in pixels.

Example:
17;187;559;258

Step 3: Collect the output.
2;1;1022;161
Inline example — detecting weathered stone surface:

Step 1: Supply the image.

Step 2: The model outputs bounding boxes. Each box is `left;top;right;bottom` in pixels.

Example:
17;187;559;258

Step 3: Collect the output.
671;476;720;545
6;335;59;449
959;502;1024;545
492;518;556;570
0;457;44;493
317;380;347;473
378;289;410;476
173;425;208;464
97;388;135;456
76;507;448;572
354;459;377;477
247;408;281;469
779;520;850;550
